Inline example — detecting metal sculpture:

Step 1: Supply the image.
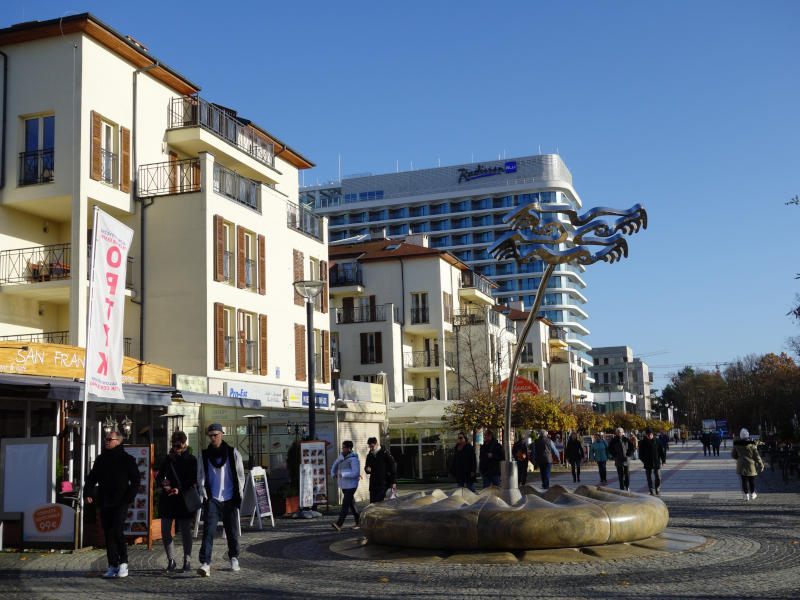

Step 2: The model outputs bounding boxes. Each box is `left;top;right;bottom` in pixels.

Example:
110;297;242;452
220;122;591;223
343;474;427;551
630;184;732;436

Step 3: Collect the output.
489;201;648;496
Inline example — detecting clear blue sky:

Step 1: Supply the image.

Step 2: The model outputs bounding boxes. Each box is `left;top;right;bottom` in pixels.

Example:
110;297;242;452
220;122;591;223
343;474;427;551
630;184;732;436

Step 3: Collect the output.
5;1;798;390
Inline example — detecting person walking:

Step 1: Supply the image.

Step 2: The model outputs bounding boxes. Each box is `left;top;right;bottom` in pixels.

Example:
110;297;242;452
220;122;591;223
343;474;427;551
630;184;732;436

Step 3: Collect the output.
589;433;609;484
731;428;764;501
608;427;634;491
680;430;687;447
154;430;198;573
451;432;477;492
658;431;670;454
331;440;361;530
565;431;585;483
84;430;139;578
365;436;396;503
638;428;667;495
533;430;559;490
512;433;530;486
196;424;245;577
711;431;722;457
701;431;712;456
629;431;639;461
479;430;504;488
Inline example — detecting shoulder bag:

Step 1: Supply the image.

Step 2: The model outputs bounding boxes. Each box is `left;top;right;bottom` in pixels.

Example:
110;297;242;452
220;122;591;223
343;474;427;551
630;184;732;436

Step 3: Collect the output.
170;459;202;513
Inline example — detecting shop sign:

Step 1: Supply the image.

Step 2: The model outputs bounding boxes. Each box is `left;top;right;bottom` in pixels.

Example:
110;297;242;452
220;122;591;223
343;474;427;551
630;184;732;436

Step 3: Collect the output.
337;379;384;403
223;381;284;408
301;392;330;408
457;161;517;183
23;503;75;545
174;374;208;393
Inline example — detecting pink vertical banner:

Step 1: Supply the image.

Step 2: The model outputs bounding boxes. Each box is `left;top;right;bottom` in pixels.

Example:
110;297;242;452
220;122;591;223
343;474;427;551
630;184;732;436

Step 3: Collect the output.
84;207;134;400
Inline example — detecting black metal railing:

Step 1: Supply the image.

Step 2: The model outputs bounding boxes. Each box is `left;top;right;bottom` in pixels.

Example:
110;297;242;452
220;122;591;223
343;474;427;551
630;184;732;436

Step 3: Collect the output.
124;338;132;356
407;388;440;402
460;270;494;296
138;158;201;197
287;201;322;240
403;350;455;368
87;246;135;291
335;303;400;324
549;328;567;341
244;259;257;289
224;336;235;370
410;307;429;324
453;308;485;326
167;96;275;168
100;149;117;185
0;330;69;344
213;163;260;211
329;267;362;287
223;250;234;283
18;149;54;185
0;243;71;284
246;340;257;371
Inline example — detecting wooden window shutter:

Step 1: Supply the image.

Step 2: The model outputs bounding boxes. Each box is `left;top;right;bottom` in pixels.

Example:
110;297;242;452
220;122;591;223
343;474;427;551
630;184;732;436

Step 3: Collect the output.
342;297;354;323
214;215;224;281
375;332;383;363
293;250;304;305
257;234;266;295
259;314;268;375
237;309;246;373
213;302;225;370
360;333;368;364
322;330;330;383
90;111;101;181
295;323;306;381
369;295;376;321
320;260;329;313
168;151;178;194
236;226;246;289
120;126;131;193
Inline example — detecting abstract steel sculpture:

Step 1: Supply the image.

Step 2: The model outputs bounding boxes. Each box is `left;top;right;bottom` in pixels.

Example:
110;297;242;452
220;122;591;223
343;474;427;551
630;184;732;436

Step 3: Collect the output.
489;200;647;496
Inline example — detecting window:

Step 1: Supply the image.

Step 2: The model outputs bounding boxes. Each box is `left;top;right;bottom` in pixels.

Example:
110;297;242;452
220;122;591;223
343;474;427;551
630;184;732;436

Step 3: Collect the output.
243;231;256;290
618;371;624;384
360;332;382;364
603;373;609;384
411;292;429;324
313;329;323;382
603;358;609;365
309;257;322;310
20;115;54;185
593;358;599;366
101;120;116;184
223;307;235;370
521;342;534;363
243;311;258;372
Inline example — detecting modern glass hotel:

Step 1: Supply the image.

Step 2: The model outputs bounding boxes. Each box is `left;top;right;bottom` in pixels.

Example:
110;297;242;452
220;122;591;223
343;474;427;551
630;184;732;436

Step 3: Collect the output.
300;154;592;362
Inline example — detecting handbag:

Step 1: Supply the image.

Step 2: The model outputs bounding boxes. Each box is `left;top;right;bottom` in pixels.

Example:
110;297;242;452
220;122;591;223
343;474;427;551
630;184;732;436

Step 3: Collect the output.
170;460;202;513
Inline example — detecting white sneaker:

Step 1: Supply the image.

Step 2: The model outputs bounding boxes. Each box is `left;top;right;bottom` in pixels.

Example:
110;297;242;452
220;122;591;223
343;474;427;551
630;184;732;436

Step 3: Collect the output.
197;563;210;577
116;563;128;578
230;557;240;571
102;566;118;578
751;492;757;500
743;493;751;501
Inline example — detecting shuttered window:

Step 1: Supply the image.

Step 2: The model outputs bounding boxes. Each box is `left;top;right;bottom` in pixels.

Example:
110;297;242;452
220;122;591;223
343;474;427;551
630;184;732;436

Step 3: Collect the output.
257;234;266;295
295;323;306;381
213;302;225;370
320;259;328;313
120;126;130;193
259;314;268;375
293;249;304;306
236;226;246;289
214;215;225;282
90;111;101;181
322;330;330;383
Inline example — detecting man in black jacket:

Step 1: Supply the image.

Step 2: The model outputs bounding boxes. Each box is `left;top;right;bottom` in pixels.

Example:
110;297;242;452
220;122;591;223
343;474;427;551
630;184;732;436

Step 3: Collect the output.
365;437;396;502
608;427;634;491
639;427;667;495
479;430;504;488
84;430;139;578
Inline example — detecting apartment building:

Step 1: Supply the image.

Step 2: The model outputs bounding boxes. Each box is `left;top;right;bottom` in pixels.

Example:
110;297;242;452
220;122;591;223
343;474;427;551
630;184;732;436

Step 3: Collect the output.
588;346;652;417
328;236;518;404
0;14;331;466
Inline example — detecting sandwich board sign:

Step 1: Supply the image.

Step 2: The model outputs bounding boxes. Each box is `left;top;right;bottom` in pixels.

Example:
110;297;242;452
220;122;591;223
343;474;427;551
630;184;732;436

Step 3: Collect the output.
241;466;274;529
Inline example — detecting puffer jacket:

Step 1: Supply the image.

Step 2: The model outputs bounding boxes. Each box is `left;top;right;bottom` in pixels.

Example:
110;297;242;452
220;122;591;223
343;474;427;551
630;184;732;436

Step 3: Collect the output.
731;438;763;476
589;439;609;462
331;450;360;489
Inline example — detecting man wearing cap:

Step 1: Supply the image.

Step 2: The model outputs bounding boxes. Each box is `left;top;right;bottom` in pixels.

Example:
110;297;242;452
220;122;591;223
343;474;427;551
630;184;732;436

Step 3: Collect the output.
196;424;245;577
638;427;666;495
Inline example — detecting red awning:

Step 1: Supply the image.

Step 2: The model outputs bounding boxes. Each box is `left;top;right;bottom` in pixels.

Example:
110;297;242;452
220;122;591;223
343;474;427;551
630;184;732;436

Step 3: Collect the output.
499;376;541;395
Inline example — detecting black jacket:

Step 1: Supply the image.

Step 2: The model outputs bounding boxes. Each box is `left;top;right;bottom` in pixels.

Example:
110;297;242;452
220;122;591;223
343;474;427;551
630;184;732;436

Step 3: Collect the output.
608;435;635;466
479;438;504;477
533;436;554;465
565;437;585;462
84;444;139;508
155;450;199;518
365;447;396;491
451;442;477;484
638;436;666;470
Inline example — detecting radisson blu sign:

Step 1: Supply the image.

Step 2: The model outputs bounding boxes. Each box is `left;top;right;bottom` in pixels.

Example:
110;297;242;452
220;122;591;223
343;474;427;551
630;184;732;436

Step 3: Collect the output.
457;161;517;183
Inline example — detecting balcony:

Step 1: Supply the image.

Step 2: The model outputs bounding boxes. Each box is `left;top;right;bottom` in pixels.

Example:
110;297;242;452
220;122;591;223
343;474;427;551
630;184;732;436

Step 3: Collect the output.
459;270;495;304
100;149;118;185
548;327;569;348
406;388;440;402
18;149;54;186
335;304;400;324
453;308;485;326
166;97;276;181
0;244;73;302
0;331;133;355
329;266;363;295
403;350;455;370
138;158;201;197
287;201;322;241
213;163;260;211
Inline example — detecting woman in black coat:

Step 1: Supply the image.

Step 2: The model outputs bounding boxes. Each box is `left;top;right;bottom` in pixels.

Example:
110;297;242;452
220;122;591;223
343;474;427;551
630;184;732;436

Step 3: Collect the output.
451;432;477;492
638;428;666;495
154;431;198;572
565;431;585;483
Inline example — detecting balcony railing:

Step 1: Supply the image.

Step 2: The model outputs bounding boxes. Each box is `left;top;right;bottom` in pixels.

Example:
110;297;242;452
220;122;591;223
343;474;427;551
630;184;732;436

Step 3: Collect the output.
461;270;494;296
224;336;235;370
314;352;323;382
410;307;429;324
18;149;54;185
0;332;133;355
100;149;117;185
330;267;362;287
403;350;456;369
223;250;234;283
331;352;341;371
0;243;71;284
245;340;257;371
453;308;485;326
168;96;275;168
213;163;260;211
287;201;322;241
407;388;440;402
549;328;567;342
335;304;400;324
244;259;257;289
138;158;201;197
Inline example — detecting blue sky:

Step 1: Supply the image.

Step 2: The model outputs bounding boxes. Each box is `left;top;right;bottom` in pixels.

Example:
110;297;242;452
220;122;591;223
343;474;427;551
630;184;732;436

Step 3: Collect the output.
4;1;798;390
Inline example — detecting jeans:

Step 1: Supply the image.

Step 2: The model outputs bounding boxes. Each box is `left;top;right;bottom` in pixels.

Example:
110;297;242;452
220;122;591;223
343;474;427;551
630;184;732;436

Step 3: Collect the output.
337;487;359;526
616;464;630;490
537;462;552;489
482;474;501;488
100;503;128;567
645;467;661;491
162;516;194;561
198;499;239;564
569;460;581;482
597;460;607;482
457;481;476;493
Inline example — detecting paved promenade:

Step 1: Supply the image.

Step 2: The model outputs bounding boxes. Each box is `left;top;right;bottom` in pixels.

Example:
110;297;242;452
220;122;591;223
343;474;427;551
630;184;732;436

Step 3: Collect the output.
1;440;799;599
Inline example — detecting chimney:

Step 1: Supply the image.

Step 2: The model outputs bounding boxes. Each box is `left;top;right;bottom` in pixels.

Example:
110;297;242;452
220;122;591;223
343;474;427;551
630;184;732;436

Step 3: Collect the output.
404;233;429;248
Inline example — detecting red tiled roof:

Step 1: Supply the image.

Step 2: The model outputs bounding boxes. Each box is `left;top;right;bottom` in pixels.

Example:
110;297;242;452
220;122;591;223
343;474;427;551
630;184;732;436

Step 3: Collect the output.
329;238;466;268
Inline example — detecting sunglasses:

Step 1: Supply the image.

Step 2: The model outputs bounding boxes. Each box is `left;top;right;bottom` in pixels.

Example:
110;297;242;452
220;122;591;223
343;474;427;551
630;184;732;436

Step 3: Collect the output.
105;437;118;442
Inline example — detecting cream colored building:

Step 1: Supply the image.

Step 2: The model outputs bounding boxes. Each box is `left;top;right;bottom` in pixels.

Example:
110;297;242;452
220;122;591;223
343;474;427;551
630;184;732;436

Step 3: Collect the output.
0;15;332;470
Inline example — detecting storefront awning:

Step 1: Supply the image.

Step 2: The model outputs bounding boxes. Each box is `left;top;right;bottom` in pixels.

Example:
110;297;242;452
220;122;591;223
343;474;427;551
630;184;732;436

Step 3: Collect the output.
177;390;261;409
0;374;174;406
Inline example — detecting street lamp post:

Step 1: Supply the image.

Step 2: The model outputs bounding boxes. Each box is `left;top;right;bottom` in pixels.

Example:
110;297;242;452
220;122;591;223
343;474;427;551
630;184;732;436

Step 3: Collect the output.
490;200;647;498
293;279;324;440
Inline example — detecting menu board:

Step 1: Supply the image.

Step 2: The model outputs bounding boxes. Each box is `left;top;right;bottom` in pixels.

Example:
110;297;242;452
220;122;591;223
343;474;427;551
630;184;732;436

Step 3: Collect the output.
299;440;328;507
241;466;274;529
122;444;152;544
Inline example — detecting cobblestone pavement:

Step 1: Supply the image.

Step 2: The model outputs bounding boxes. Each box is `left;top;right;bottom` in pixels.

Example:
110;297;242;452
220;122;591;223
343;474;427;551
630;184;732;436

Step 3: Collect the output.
2;441;799;599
